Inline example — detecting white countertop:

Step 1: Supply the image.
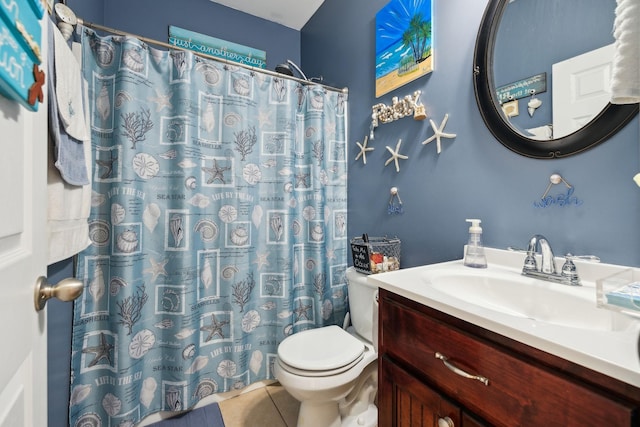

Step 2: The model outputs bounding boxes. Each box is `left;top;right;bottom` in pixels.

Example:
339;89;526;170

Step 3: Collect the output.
367;247;640;388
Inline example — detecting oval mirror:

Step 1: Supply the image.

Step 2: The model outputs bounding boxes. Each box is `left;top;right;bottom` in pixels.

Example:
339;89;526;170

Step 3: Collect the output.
473;0;638;159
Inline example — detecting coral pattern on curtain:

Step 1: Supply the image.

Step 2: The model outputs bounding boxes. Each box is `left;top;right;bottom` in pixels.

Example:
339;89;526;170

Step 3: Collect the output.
70;28;348;426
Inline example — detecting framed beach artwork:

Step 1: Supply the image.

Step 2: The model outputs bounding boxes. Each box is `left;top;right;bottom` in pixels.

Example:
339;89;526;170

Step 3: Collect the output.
375;0;434;97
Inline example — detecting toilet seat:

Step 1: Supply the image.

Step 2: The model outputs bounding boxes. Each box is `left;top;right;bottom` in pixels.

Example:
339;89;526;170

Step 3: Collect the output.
278;325;365;377
278;352;365;377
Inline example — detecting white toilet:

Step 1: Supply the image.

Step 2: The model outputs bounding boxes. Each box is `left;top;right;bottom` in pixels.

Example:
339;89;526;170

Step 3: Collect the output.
274;267;379;427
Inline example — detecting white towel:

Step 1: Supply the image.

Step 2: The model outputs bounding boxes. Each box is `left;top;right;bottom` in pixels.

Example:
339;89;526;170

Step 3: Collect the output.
54;23;89;141
47;18;89;186
611;0;640;104
47;40;92;265
47;132;92;264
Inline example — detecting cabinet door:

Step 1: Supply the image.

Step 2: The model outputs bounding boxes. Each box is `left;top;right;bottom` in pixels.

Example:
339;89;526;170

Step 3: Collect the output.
379;356;462;427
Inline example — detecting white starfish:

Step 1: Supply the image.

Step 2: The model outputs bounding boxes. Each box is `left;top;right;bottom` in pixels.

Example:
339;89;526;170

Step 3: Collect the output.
385;139;408;173
325;247;336;261
422;114;457;154
253;251;270;270
324;121;336;139
148;89;173;112
355;136;374;164
258;109;272;128
143;257;168;283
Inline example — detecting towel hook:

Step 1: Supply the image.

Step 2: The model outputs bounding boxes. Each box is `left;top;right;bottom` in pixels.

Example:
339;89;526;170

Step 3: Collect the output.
388;187;404;215
541;173;571;199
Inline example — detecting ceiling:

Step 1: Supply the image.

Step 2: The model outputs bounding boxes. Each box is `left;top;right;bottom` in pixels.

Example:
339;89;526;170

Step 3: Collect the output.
210;0;324;30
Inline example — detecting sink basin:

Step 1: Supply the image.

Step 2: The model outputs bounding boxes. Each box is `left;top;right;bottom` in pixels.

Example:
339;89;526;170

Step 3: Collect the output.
424;268;634;332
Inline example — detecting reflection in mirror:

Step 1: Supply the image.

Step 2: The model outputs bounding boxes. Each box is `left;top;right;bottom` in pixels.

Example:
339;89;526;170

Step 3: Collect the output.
493;0;615;139
473;0;639;158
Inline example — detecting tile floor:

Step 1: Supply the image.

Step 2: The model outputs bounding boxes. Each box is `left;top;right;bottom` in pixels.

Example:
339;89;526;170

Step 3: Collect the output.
218;383;299;427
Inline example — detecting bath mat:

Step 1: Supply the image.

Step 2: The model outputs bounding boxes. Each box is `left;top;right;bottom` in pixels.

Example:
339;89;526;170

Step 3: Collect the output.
148;403;225;427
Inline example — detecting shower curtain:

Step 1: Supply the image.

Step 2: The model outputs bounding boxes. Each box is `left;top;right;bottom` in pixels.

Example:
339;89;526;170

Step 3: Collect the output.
69;28;348;426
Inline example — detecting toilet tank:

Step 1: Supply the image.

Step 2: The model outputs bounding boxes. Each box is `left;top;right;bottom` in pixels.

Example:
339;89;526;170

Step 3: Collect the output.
346;267;378;343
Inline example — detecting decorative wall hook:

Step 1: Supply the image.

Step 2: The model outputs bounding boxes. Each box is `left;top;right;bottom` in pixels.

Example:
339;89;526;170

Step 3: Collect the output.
502;98;519;118
370;90;424;139
388;187;404;214
527;90;542;117
541;173;571;199
413;91;427;121
54;3;79;41
534;173;582;208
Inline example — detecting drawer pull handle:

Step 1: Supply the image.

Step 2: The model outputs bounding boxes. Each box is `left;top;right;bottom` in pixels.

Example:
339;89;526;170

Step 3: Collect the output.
435;352;489;386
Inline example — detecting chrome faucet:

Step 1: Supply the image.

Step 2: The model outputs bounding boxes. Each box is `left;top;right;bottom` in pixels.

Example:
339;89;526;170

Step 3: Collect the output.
521;234;581;286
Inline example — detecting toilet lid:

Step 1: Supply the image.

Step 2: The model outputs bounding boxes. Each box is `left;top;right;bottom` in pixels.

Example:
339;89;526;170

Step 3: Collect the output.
278;325;365;371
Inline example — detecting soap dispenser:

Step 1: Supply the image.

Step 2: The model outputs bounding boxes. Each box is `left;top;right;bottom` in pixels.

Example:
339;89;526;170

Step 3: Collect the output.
464;219;487;268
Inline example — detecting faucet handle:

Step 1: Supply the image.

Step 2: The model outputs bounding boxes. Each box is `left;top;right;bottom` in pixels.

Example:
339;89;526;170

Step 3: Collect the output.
564;253;600;263
522;254;537;272
560;254;581;285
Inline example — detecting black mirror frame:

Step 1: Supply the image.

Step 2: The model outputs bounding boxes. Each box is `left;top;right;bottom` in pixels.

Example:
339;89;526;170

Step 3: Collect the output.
473;0;639;159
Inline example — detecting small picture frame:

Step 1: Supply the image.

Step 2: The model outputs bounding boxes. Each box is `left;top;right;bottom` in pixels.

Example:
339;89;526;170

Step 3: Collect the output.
502;99;519;118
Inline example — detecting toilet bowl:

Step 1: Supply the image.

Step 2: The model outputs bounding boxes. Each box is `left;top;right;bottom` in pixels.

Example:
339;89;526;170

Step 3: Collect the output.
274;268;378;427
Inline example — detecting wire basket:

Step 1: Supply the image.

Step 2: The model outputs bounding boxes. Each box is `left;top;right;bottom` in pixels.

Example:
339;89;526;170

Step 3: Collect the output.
350;236;401;274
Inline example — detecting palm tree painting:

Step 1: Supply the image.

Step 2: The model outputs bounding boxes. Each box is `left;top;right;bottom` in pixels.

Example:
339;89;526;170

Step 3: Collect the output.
375;0;433;97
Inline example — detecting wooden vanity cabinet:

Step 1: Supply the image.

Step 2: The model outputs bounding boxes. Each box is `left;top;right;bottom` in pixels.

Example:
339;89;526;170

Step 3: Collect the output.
378;289;640;427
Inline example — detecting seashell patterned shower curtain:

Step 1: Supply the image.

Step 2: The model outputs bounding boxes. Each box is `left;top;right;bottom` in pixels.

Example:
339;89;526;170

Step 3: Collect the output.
70;28;348;426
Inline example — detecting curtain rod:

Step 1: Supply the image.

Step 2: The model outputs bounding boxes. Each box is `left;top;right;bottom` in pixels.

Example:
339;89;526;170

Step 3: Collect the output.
74;18;348;94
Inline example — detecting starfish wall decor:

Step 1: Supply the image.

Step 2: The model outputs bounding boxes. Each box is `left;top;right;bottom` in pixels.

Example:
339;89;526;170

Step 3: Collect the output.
355;135;374;165
385;139;408;173
422;113;457;154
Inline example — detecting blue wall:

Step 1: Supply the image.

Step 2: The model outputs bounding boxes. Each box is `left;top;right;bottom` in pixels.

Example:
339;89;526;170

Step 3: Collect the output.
303;0;640;268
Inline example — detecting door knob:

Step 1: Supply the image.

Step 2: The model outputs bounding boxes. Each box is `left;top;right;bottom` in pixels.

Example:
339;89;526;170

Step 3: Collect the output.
34;276;83;311
438;416;454;427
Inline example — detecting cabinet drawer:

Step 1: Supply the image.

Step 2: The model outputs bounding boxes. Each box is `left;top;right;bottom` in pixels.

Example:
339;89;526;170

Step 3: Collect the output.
380;292;637;427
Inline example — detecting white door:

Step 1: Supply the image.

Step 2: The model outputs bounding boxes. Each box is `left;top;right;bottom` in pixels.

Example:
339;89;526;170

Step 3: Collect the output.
0;21;49;427
552;43;615;138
